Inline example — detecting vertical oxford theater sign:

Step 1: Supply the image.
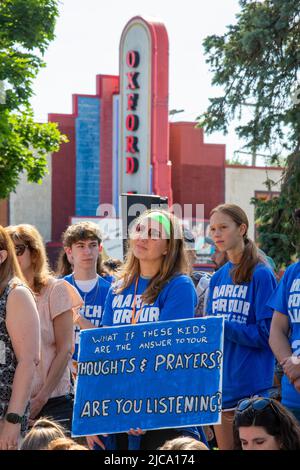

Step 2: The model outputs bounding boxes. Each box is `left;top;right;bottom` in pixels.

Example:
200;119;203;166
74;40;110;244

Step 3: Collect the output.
119;16;172;202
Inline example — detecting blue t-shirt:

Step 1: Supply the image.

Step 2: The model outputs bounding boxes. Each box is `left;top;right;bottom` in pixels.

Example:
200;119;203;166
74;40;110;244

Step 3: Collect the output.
64;274;111;360
102;274;197;326
267;262;300;409
206;262;277;409
102;274;115;285
101;273;198;448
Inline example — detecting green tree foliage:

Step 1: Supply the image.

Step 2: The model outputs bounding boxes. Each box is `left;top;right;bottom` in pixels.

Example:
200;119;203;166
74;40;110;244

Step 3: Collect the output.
197;0;300;268
0;0;67;199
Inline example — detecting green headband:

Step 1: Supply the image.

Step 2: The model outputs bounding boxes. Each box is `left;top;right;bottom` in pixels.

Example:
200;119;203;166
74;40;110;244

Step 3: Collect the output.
146;212;171;237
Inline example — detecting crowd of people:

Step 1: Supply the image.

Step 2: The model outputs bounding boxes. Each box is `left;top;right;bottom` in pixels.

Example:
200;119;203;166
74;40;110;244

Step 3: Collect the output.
0;203;300;451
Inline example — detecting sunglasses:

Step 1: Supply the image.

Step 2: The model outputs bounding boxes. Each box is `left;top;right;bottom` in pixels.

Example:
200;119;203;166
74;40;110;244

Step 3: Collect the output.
15;244;29;257
133;223;162;240
237;397;278;414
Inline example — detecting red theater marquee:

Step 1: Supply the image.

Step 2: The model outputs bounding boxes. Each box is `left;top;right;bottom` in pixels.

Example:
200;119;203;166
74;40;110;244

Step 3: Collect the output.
125;50;140;175
119;16;172;202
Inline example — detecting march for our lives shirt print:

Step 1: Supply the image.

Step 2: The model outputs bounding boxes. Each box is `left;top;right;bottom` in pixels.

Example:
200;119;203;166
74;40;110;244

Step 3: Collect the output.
211;284;250;324
102;275;197;326
111;293;160;324
208;261;277;326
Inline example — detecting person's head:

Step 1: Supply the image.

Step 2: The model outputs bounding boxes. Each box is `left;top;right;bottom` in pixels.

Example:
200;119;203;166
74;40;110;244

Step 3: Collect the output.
209;204;264;283
102;258;122;276
5;224;51;293
233;397;300;450
20;417;66;450
116;209;189;303
183;227;197;270
48;437;88;450
158;436;209;451
0;225;26;295
62;222;103;274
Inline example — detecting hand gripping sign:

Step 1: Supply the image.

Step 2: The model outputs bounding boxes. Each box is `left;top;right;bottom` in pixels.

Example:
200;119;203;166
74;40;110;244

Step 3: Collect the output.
72;317;224;437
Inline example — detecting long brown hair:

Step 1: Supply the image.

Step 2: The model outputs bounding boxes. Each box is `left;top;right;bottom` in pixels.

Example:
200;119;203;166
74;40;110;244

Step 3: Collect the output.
115;209;189;304
6;224;53;293
0;225;26;295
233;398;300;450
210;204;264;284
55;250;73;277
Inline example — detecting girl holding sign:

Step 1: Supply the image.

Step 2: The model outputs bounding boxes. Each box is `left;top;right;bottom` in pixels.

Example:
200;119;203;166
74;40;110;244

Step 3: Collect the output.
206;204;277;450
87;209;199;450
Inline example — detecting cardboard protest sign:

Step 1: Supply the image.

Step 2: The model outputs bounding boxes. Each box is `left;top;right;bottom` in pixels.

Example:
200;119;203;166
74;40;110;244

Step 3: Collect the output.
72;317;224;436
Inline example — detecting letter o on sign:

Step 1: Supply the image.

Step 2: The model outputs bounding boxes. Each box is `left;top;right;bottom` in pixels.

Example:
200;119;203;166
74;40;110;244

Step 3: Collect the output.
126;51;140;68
126;114;139;131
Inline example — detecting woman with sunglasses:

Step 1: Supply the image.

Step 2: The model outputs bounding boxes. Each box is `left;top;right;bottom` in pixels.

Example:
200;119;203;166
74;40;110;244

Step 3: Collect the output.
233;397;300;450
6;224;82;433
86;209;199;450
206;204;277;450
0;226;40;450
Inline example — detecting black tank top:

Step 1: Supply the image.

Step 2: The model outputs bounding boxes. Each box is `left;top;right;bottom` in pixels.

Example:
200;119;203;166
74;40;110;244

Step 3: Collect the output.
0;281;30;434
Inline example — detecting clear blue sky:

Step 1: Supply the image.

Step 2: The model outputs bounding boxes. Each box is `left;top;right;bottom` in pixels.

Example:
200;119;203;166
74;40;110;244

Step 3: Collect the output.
30;0;250;161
